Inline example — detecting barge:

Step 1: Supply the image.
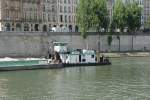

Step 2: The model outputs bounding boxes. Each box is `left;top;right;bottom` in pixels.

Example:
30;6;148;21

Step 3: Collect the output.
0;42;111;71
0;59;111;71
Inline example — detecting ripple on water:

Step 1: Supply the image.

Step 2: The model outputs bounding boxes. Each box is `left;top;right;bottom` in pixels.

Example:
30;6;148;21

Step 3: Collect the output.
0;58;150;100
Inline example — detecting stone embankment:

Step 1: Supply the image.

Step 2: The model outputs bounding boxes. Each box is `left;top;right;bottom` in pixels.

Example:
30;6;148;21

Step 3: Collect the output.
0;32;150;57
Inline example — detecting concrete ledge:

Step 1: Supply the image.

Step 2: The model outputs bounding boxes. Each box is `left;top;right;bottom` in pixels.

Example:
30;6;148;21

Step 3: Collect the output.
1;31;150;36
102;52;150;58
0;31;47;36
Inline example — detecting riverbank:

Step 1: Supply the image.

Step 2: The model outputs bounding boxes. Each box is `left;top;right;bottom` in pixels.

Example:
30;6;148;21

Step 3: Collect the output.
0;52;150;59
102;52;150;58
1;32;150;57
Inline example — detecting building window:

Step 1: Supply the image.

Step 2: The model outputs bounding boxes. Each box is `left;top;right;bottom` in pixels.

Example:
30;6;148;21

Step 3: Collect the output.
35;24;39;31
43;25;47;32
53;15;56;22
69;25;72;32
6;10;9;19
48;14;51;21
29;13;32;20
52;5;55;13
43;13;46;21
60;6;63;13
24;13;27;20
64;0;67;3
75;25;79;32
16;23;22;31
60;15;63;22
68;7;71;13
24;23;29;31
34;13;37;21
65;15;67;22
52;0;55;3
5;23;11;31
43;5;46;12
69;16;71;22
64;6;67;13
60;0;62;3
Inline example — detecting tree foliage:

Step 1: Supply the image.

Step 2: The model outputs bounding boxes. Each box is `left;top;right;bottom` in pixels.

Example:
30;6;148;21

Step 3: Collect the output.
112;0;126;32
76;0;92;39
125;1;142;32
112;0;142;33
76;0;109;39
77;0;141;38
91;0;109;32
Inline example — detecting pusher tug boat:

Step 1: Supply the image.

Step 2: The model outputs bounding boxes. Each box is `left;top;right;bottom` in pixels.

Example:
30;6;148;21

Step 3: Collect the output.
0;42;111;71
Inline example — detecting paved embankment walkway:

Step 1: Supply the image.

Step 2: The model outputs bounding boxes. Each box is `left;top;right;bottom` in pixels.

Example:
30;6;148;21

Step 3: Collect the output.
101;52;150;58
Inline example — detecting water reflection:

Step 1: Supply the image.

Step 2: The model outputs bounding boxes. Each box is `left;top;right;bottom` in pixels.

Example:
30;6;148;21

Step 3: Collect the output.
0;57;150;99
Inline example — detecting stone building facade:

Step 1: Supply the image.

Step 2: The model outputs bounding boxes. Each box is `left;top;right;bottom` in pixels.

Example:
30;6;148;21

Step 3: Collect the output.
0;0;23;31
58;0;79;32
0;0;79;32
143;0;150;27
2;0;147;32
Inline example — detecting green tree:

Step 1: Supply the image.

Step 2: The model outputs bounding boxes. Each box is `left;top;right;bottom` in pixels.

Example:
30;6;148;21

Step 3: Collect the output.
126;1;141;32
125;1;141;50
92;0;109;52
113;0;126;32
76;0;94;49
112;0;126;52
91;0;109;32
76;0;92;39
77;0;109;52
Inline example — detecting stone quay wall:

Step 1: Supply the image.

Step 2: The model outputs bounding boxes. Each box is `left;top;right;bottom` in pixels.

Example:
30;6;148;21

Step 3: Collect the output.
0;32;150;57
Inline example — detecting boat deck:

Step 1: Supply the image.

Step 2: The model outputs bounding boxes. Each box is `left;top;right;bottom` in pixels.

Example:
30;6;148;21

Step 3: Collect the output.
0;61;111;71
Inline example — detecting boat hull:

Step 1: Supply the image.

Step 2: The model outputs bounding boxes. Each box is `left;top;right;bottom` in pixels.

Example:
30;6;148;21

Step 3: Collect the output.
0;64;64;71
0;61;111;71
63;62;111;67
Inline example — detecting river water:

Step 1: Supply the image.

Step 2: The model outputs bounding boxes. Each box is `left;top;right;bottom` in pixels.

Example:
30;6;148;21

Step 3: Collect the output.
0;57;150;100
